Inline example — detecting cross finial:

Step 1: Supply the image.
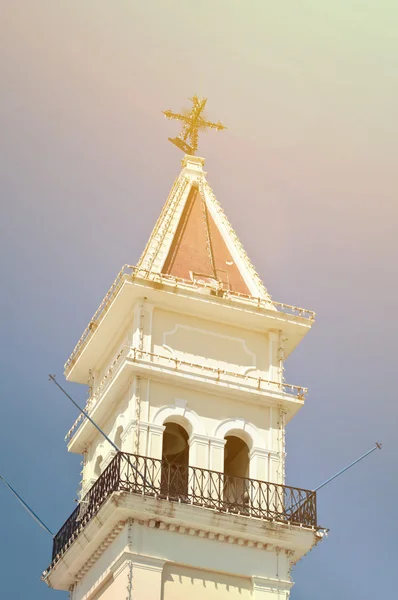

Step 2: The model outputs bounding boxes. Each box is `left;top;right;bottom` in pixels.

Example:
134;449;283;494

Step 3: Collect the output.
163;96;226;155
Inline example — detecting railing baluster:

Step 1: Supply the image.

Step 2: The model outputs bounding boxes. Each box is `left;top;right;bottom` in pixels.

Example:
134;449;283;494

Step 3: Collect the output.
51;451;317;564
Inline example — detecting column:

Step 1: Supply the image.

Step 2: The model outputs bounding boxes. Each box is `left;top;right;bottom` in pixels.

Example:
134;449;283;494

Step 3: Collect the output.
142;303;154;353
111;555;165;600
189;434;210;504
189;433;209;468
249;447;269;481
208;438;226;506
148;424;166;460
249;447;270;516
131;556;165;600
268;451;281;484
147;423;165;492
209;437;226;472
268;331;279;384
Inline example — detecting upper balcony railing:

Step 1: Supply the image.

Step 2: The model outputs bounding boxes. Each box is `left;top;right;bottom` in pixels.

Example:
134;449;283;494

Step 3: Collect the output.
131;348;307;396
48;452;317;571
65;346;307;442
64;265;315;376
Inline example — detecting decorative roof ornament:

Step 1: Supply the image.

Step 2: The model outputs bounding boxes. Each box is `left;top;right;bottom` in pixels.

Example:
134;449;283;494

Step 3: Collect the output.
163;95;226;155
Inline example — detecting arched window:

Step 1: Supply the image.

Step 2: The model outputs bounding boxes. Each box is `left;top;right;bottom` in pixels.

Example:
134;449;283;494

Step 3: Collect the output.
161;422;189;500
114;426;123;450
94;454;103;478
223;435;250;510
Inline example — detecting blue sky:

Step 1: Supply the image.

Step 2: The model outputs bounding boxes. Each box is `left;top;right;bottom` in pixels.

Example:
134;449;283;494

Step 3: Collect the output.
0;2;397;598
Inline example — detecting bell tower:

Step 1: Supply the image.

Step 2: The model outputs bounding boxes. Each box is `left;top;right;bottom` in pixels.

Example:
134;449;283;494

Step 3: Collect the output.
43;104;324;599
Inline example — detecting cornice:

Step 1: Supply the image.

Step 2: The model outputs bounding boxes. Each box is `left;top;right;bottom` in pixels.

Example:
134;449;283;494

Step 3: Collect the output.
45;490;321;590
72;515;296;585
74;520;126;582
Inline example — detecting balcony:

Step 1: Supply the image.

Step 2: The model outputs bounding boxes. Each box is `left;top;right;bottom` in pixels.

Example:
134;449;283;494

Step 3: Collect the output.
50;452;317;566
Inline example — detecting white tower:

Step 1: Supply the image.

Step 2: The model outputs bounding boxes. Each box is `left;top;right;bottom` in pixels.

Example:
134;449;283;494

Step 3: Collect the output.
43;152;324;599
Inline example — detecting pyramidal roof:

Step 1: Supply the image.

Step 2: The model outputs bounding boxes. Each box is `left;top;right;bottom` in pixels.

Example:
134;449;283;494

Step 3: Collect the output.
137;155;273;304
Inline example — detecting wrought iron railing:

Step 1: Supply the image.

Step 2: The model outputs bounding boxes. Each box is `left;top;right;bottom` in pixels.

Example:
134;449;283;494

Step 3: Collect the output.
129;348;307;397
51;452;317;564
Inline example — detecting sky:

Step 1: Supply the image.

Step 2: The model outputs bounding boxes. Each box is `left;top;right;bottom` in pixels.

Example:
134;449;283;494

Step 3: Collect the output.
0;1;397;598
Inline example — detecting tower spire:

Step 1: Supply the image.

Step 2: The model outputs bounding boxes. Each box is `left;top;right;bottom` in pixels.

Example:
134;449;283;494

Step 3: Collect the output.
136;154;272;301
163;95;226;155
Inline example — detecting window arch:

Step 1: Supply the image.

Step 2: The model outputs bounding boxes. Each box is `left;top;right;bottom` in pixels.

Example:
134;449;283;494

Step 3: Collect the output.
223;435;250;510
213;418;263;449
114;425;123;449
161;421;189;500
152;404;206;437
224;435;250;479
94;454;103;478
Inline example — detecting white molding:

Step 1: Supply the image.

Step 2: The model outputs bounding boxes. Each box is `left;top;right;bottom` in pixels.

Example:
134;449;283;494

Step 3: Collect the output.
148;423;166;435
102;449;116;470
44;493;319;590
146;302;154;353
137;173;192;274
243;365;258;376
111;553;132;579
209;437;227;448
163;323;256;365
155;178;193;274
162;344;175;358
213;418;263;449
250;447;275;460
200;179;271;302
122;419;136;441
152;403;207;436
111;551;165;577
189;433;210;447
110;413;125;439
175;398;187;409
269;407;273;452
201;183;262;298
252;575;293;593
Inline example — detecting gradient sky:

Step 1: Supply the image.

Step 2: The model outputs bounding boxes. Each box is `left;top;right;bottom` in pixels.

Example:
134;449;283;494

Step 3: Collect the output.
0;2;397;598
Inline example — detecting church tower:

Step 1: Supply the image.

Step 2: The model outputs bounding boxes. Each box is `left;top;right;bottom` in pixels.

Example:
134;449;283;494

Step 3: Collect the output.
43;99;324;599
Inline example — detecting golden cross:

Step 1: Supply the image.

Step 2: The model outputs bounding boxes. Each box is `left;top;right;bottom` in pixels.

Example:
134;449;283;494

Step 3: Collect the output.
163;96;226;155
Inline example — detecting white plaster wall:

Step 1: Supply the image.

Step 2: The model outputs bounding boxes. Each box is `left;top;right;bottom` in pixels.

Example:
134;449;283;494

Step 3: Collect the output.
152;307;269;377
82;373;284;489
79;296;286;493
80;390;285;496
146;380;281;480
82;384;133;492
73;526;129;600
162;563;251;599
95;328;130;387
148;381;270;441
72;522;293;600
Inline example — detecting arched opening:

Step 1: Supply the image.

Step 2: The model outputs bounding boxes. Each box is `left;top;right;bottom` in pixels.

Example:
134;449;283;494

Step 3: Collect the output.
223;435;250;510
114;426;123;450
161;422;189;499
94;455;103;478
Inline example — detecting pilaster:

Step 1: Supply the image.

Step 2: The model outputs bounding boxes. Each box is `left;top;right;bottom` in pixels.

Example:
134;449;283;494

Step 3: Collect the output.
268;331;278;382
252;576;293;599
189;433;209;469
269;451;282;485
209;437;226;472
110;553;165;600
148;423;166;460
249;447;269;481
